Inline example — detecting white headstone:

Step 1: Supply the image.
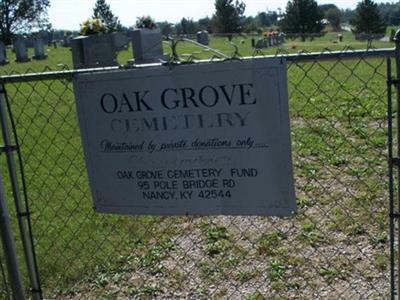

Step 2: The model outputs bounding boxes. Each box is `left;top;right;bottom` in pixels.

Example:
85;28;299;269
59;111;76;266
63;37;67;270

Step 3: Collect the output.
13;38;30;62
131;29;167;64
33;38;47;60
0;41;8;65
71;34;118;69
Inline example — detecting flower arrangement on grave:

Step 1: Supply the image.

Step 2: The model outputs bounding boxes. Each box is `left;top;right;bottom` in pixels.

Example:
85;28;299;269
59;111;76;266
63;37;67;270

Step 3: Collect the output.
80;19;107;36
135;16;157;30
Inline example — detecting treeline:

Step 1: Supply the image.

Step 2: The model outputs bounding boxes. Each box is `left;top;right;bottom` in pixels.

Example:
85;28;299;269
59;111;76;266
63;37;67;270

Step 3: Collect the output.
136;1;399;36
378;2;400;26
1;0;396;45
157;11;279;36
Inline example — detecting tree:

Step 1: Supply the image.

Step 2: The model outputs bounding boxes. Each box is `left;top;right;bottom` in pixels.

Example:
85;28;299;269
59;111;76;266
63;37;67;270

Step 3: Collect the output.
157;22;174;37
0;0;50;44
243;16;258;33
319;4;338;13
213;0;246;34
318;3;342;31
377;2;400;26
280;0;324;41
257;12;270;27
351;0;386;36
256;11;278;27
325;7;342;31
341;8;355;24
198;17;211;32
92;0;121;32
176;18;199;35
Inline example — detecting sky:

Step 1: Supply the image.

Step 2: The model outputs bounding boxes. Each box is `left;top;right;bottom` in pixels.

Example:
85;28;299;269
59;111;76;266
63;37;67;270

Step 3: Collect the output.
48;0;394;30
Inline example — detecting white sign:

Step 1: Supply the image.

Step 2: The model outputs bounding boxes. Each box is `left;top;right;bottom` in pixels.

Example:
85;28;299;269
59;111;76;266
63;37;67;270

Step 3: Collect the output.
73;58;296;216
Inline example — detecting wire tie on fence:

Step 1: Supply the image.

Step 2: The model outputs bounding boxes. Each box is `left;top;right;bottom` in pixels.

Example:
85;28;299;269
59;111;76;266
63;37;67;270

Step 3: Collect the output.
387;79;399;86
390;157;400;166
17;212;30;218
390;212;400;219
31;288;42;294
0;144;18;154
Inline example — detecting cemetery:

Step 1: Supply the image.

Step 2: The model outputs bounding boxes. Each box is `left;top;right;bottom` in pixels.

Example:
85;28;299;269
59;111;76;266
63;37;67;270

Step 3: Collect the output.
0;29;394;73
0;0;398;299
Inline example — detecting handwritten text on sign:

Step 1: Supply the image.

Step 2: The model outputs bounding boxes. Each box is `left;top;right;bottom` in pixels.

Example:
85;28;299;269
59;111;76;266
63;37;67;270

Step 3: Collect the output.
73;58;296;216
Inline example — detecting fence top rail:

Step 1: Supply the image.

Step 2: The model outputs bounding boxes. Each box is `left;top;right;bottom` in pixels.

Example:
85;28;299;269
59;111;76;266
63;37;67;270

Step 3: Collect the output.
0;47;395;84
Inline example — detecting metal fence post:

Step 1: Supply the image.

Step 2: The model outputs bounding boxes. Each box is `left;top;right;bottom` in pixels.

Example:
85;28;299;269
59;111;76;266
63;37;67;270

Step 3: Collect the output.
0;85;42;300
393;29;400;300
387;56;396;300
0;102;27;300
0;168;25;300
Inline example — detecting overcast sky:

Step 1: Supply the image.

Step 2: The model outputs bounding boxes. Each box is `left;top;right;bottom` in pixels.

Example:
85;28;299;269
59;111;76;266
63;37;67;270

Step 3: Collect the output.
48;0;393;30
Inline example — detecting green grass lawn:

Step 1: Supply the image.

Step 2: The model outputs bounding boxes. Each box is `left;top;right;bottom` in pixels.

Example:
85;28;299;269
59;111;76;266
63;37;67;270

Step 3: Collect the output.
0;33;393;299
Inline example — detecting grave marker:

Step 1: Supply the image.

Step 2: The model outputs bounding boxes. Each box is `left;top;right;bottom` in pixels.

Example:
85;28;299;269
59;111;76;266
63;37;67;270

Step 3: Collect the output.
62;36;71;47
196;31;209;45
255;39;266;49
131;29;167;64
278;32;286;44
32;38;47;60
112;32;129;51
0;41;9;65
71;34;118;69
13;38;30;62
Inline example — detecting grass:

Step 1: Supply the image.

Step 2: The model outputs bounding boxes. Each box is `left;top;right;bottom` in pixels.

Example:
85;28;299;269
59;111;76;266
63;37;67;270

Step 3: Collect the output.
0;32;393;298
257;231;287;255
202;224;231;256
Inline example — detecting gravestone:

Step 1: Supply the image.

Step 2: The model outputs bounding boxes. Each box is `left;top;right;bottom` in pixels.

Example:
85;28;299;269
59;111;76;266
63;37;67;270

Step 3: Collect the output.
251;38;255;48
33;38;47;60
112;32;129;51
0;41;8;65
13;38;30;62
255;39;266;49
62;36;71;47
71;34;118;69
278;32;286;44
196;31;209;45
131;29;167;64
24;38;34;48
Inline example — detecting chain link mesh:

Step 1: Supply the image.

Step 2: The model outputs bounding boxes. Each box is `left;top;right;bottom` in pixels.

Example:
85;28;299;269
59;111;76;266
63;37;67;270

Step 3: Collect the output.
0;47;392;299
0;244;12;300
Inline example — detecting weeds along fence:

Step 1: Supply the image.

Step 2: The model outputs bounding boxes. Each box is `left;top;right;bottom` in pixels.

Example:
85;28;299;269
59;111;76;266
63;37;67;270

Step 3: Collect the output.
0;46;397;299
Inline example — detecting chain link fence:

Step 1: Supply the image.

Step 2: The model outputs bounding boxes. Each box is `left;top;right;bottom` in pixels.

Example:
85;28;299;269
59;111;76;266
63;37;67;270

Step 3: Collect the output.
0;45;395;299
